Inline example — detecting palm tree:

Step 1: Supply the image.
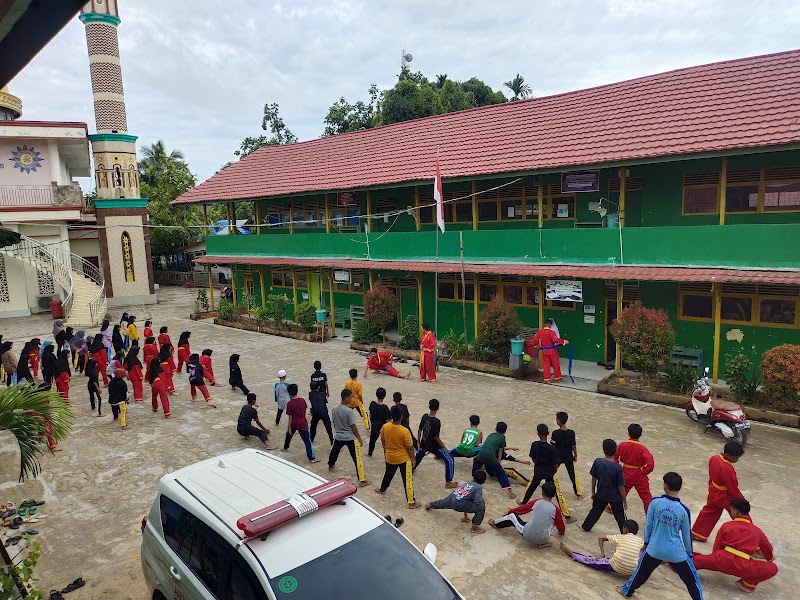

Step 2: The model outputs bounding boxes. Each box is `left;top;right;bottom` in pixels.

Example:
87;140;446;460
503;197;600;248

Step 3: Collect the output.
503;74;533;101
435;73;448;88
0;384;73;482
139;140;186;185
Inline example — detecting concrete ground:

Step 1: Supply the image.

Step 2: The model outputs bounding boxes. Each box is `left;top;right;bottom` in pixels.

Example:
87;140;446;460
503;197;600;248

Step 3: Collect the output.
1;287;797;599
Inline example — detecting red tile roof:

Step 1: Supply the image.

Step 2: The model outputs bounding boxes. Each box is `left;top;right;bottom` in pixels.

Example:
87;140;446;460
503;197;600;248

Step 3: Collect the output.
194;255;800;285
175;49;800;205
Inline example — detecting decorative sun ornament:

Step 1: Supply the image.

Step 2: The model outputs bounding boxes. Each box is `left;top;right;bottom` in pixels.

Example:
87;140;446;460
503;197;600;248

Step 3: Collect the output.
9;145;43;174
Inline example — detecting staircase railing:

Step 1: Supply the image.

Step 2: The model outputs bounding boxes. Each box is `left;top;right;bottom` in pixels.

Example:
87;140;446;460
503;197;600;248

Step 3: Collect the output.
0;235;106;324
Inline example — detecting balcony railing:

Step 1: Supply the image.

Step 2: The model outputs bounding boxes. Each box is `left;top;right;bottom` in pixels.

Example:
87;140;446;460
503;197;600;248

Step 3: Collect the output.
0;185;53;206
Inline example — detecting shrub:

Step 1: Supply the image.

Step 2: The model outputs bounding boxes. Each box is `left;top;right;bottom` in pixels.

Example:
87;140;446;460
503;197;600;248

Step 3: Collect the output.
265;294;291;327
352;319;382;344
398;315;421;350
760;344;800;403
441;329;467;360
253;305;270;323
363;284;399;337
469;341;491;362
476;299;523;360
294;301;317;331
660;362;697;395
218;299;235;320
194;288;210;314
725;349;761;404
609;301;675;381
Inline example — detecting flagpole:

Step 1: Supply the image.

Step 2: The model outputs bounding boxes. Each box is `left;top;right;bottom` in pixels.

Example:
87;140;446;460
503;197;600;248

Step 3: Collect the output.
435;225;439;339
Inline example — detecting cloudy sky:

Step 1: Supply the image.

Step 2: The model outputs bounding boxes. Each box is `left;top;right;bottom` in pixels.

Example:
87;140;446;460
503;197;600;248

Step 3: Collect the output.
9;0;800;188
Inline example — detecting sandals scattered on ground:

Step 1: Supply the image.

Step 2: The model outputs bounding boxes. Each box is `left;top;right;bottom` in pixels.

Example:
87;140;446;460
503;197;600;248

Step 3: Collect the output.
49;578;86;599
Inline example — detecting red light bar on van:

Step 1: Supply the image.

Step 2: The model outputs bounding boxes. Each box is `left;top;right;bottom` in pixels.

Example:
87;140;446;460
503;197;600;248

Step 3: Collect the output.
236;478;357;538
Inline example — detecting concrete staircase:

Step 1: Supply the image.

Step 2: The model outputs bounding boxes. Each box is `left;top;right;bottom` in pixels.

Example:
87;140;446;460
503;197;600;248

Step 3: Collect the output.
0;234;106;326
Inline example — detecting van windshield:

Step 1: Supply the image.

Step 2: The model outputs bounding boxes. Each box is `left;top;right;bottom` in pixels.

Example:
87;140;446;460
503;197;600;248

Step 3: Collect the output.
267;522;460;599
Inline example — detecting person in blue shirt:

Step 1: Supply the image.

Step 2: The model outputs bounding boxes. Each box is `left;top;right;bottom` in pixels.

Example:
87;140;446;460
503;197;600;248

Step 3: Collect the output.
619;472;703;600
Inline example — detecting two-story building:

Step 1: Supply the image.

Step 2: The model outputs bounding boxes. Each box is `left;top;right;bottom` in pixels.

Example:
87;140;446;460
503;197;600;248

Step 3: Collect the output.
175;49;800;382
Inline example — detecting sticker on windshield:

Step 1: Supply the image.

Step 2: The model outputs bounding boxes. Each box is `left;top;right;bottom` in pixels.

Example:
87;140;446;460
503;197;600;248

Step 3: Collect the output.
278;576;298;593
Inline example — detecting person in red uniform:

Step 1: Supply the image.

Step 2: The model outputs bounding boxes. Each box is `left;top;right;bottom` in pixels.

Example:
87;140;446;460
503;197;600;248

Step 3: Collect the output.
157;327;178;373
124;345;145;403
143;320;154;340
199;349;216;385
54;350;71;404
364;348;409;379
157;343;177;395
693;497;777;593
148;358;172;418
176;331;191;373
419;322;437;383
614;423;655;514
90;333;109;386
142;336;158;381
532;318;568;383
29;338;41;380
692;441;745;542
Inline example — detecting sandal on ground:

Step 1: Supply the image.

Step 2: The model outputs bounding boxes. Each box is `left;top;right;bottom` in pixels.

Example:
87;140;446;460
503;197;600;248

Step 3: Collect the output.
50;591;65;600
22;529;38;535
4;502;14;510
61;578;85;593
4;535;22;546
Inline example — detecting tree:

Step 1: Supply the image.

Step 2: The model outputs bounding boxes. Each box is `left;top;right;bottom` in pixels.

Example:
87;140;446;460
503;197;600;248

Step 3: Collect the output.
139;140;186;185
461;77;507;106
363;283;399;340
503;73;533;100
435;73;448;88
609;301;676;383
322;84;381;136
0;384;73;482
232;102;297;160
476;299;523;360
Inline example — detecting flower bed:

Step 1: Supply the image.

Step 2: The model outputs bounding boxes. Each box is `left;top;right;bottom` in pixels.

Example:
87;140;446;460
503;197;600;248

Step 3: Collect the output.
597;372;798;429
214;318;324;343
190;310;219;320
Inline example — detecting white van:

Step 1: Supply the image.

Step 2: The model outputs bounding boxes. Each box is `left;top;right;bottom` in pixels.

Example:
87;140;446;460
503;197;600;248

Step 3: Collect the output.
141;449;463;600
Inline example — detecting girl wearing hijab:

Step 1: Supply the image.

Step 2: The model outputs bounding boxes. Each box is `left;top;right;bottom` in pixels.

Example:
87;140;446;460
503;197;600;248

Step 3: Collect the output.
55;328;68;353
158;343;176;394
228;353;249;395
29;338;41;380
157;327;177;373
1;341;16;386
187;353;214;405
16;342;34;383
63;327;75;363
120;313;130;348
52;318;65;339
142;336;158;381
112;324;125;354
73;330;87;372
127;315;140;347
54;349;72;404
124;345;144;402
148;357;171;418
91;333;110;386
41;342;57;390
143;320;154;339
85;358;102;415
199;349;216;386
176;331;191;373
100;319;112;360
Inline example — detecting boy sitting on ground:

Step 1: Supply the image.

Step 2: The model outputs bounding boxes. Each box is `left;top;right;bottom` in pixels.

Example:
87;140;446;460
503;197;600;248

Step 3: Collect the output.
425;470;487;534
560;519;644;577
489;481;565;548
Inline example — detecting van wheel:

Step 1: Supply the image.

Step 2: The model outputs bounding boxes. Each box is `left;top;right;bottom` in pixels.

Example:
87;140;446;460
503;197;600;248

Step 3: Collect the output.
153;592;167;600
219;273;226;284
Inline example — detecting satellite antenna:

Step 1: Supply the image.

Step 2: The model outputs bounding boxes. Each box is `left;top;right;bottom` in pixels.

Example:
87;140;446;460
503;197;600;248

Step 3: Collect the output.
401;49;413;69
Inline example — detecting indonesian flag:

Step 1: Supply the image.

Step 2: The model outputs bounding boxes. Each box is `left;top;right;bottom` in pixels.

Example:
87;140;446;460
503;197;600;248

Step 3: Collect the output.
434;154;445;233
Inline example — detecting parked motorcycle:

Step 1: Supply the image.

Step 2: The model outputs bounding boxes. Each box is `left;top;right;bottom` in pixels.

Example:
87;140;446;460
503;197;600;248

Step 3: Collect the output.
220;286;233;301
686;367;751;445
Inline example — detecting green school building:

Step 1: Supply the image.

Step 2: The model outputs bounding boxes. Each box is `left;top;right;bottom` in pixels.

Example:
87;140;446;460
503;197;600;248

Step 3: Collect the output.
175;50;800;382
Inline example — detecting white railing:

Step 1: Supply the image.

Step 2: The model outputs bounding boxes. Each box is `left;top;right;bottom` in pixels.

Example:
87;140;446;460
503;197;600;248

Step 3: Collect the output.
0;185;53;206
0;235;106;324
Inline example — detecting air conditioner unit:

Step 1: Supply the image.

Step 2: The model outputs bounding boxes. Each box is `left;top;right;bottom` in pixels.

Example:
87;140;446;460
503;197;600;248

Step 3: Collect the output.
37;295;57;310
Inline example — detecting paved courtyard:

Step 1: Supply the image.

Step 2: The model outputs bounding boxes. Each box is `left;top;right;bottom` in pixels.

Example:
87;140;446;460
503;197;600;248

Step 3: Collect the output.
1;287;798;599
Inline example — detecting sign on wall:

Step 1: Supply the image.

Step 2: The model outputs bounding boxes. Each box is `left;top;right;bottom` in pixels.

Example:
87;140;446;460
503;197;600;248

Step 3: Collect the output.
337;191;357;207
333;269;351;283
561;170;600;193
545;279;583;302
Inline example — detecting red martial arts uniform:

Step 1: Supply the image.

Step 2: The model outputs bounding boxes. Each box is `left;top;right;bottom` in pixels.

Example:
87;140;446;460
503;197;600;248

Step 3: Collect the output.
143;326;153;339
532;327;566;383
143;343;158;380
92;349;109;385
150;376;170;417
693;516;778;591
692;453;744;541
614;439;655;513
367;351;401;377
160;360;175;393
177;343;190;373
29;352;40;380
199;354;216;385
419;330;436;382
55;372;70;403
127;363;144;402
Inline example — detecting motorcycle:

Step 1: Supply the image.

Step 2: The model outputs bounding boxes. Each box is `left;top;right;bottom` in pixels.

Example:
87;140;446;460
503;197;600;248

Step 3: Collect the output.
686;367;751;445
220;286;233;301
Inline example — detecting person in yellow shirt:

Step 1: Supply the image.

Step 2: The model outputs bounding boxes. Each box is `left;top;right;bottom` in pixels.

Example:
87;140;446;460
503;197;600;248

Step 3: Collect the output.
344;368;370;430
127;315;140;347
560;519;643;577
375;405;420;509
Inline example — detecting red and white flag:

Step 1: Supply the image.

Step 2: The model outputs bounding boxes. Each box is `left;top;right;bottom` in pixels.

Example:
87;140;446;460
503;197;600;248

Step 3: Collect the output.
434;154;445;233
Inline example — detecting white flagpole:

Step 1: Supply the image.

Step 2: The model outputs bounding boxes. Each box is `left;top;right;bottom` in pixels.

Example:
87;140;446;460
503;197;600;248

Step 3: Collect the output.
435;220;439;338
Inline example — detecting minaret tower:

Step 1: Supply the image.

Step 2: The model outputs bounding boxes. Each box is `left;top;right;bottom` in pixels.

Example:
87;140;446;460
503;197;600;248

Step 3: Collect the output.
80;0;155;305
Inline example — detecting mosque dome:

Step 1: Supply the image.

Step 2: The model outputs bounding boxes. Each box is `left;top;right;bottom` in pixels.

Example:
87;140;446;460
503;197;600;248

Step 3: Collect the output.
0;86;22;120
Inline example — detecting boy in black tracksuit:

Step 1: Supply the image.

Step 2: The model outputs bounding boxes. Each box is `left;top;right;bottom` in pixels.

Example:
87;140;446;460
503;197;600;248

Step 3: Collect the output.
551;411;581;497
520;424;576;523
309;381;333;444
367;387;391;456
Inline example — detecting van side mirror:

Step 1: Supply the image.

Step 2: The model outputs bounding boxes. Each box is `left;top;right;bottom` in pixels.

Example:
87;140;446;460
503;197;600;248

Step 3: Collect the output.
423;543;438;564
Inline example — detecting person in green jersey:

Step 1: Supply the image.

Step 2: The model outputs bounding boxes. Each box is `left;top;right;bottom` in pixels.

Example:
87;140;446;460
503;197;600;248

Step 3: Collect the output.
472;422;516;499
450;414;483;458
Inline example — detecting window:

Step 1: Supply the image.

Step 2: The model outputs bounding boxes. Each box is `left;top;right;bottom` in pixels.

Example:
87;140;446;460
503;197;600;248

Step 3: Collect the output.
479;283;498;302
764;181;800;211
684;167;800;215
186;518;227;594
455;201;472;223
438;281;456;300
501;200;523;220
503;284;523;305
121;231;135;282
227;552;268;600
680;293;714;320
271;268;283;287
478;201;497;221
419;205;433;223
295;271;308;289
679;283;799;328
283;270;294;288
159;495;190;555
525;285;539;306
324;270;366;293
759;298;796;325
243;276;255;299
721;296;753;322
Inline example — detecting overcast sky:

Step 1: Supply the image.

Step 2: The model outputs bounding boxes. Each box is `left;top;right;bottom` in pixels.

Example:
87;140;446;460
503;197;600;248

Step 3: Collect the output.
9;0;800;189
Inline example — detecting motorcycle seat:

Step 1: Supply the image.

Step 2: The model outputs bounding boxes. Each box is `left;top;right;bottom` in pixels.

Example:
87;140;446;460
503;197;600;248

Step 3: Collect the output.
710;399;741;411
